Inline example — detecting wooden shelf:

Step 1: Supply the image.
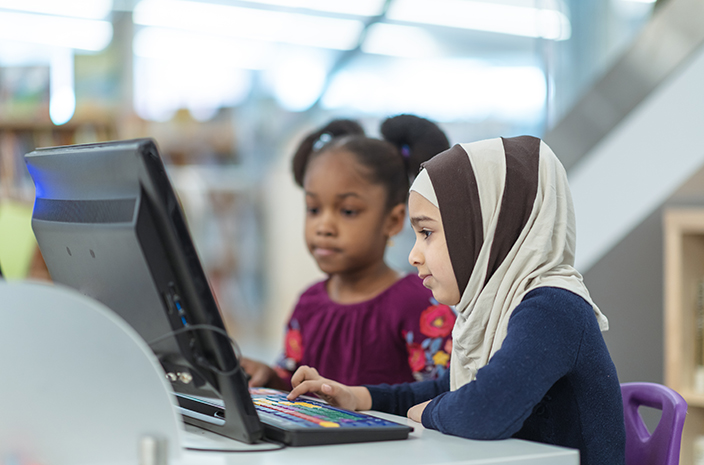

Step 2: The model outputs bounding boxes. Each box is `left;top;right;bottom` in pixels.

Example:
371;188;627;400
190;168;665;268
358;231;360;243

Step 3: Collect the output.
0;113;116;132
664;208;704;465
0;120;117;201
675;389;704;408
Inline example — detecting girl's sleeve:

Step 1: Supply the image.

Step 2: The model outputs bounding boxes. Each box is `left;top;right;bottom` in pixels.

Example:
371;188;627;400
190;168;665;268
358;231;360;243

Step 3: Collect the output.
401;300;456;381
420;294;584;439
273;357;294;390
366;370;450;416
273;317;304;390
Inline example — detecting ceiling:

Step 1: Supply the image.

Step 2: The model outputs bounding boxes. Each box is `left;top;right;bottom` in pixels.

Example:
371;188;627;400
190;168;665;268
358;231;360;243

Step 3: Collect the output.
0;0;656;128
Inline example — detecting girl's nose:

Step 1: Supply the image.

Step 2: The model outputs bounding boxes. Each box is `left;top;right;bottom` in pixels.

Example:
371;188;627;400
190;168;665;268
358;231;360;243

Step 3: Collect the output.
316;212;336;236
408;240;422;267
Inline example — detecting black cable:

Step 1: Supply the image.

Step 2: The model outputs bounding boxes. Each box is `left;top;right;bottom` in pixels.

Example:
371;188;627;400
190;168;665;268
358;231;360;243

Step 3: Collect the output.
147;324;242;376
185;438;287;453
150;325;286;452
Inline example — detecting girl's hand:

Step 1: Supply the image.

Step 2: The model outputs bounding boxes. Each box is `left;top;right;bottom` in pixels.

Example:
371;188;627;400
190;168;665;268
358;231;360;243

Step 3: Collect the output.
407;400;431;423
287;366;372;411
240;357;281;388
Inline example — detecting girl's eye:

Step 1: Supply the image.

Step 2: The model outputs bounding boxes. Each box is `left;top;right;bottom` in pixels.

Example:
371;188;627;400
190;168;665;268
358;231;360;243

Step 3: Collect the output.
307;206;319;215
421;229;433;239
341;208;358;217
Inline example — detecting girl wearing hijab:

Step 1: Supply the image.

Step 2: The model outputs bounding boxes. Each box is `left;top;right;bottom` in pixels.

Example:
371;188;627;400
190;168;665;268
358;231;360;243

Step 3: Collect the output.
287;136;626;465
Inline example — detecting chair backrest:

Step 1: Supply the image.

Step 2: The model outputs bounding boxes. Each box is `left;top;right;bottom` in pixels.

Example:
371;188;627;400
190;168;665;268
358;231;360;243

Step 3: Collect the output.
621;382;687;465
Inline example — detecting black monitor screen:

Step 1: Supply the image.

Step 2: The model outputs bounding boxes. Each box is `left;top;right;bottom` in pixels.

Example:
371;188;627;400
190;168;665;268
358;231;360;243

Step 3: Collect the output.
24;138;262;443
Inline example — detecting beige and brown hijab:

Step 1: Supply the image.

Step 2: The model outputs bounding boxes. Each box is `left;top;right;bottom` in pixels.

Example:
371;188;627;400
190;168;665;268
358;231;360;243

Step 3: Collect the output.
410;136;609;391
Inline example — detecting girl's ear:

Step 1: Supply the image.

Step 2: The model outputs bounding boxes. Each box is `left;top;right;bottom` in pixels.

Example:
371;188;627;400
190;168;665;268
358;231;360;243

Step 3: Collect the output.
385;203;407;238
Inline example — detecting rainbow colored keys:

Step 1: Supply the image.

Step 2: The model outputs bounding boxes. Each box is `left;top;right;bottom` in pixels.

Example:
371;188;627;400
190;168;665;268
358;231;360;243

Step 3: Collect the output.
249;388;408;432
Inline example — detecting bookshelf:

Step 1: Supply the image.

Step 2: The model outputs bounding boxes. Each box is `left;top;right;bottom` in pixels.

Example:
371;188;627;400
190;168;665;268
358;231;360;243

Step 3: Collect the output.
664;208;704;464
0;111;268;333
0;119;116;199
0;119;116;279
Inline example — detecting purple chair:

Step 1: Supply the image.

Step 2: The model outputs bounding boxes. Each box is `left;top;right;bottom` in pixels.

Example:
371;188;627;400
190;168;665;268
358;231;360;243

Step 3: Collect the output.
621;382;688;465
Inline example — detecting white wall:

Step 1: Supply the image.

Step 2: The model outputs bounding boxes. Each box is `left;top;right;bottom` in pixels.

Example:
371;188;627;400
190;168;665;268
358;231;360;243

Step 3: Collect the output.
569;44;704;273
566;41;704;384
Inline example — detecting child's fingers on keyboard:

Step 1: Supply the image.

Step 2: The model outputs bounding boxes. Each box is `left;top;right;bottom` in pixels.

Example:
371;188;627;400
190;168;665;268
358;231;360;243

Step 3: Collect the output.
290;365;320;387
287;379;324;400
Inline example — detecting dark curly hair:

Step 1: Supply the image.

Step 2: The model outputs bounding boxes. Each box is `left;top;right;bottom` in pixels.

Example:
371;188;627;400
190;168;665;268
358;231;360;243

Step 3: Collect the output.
291;114;449;211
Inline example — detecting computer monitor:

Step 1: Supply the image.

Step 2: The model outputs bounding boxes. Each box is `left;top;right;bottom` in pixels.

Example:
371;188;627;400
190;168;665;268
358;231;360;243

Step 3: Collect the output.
24;138;263;443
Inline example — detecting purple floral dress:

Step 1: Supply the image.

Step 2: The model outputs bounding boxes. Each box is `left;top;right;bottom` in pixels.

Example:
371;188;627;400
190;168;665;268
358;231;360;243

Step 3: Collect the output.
275;274;456;389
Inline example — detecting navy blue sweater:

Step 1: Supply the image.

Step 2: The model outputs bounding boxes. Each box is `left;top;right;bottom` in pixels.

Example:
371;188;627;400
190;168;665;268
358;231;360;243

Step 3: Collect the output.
367;287;625;465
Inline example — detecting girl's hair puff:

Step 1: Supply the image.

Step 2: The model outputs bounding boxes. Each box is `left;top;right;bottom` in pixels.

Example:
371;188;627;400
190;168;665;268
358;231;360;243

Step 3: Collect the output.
291;115;449;211
380;113;450;183
292;119;365;187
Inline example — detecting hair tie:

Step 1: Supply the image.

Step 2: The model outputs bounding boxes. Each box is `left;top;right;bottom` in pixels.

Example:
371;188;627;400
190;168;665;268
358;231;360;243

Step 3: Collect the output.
313;132;332;151
401;144;411;159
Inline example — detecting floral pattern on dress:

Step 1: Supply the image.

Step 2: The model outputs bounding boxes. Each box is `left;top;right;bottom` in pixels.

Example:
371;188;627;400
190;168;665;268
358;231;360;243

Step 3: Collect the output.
405;299;456;381
275;283;457;386
419;304;455;338
407;342;427;372
279;319;303;374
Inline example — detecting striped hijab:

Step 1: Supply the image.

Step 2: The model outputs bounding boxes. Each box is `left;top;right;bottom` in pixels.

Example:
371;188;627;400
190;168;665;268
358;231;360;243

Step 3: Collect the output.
410;136;609;391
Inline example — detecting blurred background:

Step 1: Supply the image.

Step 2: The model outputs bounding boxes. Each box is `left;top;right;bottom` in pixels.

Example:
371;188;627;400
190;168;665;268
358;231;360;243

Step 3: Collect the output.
0;0;662;354
6;0;704;432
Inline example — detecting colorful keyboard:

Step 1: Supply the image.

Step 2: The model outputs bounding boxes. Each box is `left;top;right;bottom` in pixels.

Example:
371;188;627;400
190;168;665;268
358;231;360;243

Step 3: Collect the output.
176;388;411;446
248;388;412;446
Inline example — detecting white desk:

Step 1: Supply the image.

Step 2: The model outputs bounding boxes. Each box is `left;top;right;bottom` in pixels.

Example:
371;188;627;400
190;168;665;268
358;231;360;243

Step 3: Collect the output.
177;411;579;465
0;282;579;465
